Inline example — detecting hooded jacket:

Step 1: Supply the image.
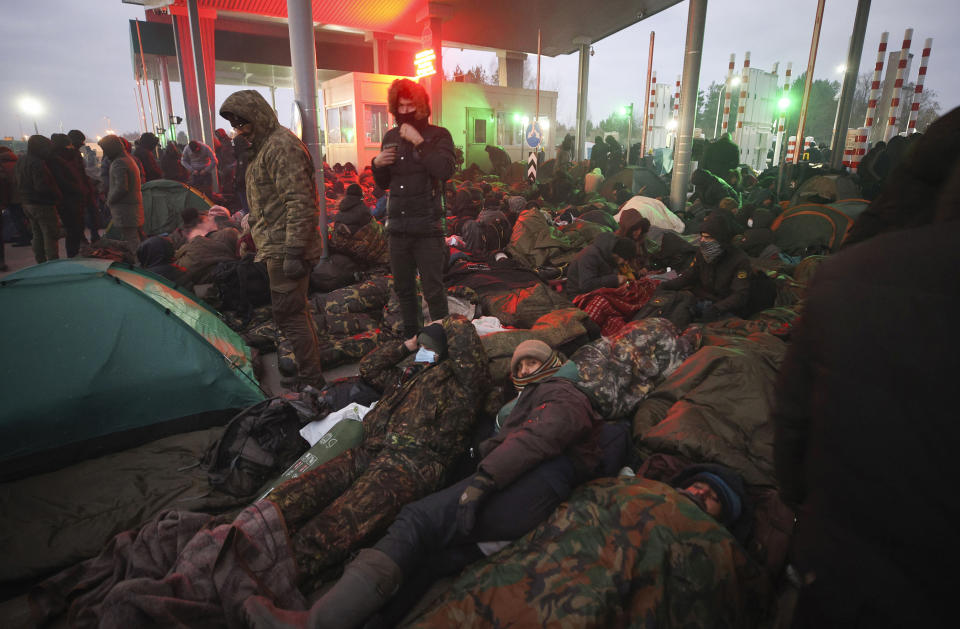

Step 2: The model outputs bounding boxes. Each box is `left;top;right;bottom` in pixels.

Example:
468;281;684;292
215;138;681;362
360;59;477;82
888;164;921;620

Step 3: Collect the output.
220;90;322;261
16;135;62;206
691;168;741;208
133;133;163;182
99;135;144;227
0;147;22;206
733;208;775;257
371;119;456;236
566;231;621;296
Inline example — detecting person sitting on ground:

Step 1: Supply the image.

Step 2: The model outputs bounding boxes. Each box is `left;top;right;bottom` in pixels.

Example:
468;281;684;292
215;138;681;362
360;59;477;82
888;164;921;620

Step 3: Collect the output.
244;339;602;629
566;232;638;297
659;211;752;323
690;168;741;209
615;209;652;273
258;316;492;592
334;183;371;235
733;207;776;257
137;235;189;287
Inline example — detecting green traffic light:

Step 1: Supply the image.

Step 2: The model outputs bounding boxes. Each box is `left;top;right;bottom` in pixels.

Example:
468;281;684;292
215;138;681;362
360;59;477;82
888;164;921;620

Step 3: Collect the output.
778;96;791;112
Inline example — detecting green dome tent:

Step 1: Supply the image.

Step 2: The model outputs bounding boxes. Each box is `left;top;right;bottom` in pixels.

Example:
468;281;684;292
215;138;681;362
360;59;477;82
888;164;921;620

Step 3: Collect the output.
0;259;265;480
105;179;214;240
771;203;856;255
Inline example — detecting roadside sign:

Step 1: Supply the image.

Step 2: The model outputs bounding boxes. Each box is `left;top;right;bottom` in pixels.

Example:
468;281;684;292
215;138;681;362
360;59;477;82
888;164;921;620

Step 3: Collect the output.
527;151;537;183
525;122;543;148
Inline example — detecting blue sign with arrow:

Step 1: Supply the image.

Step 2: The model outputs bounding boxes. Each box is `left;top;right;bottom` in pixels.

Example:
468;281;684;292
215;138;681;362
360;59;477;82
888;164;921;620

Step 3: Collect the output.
524;122;543;148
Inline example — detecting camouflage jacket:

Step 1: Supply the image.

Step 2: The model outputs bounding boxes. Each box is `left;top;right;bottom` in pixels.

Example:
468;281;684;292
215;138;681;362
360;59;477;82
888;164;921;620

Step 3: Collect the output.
220;90;322;261
357;315;492;467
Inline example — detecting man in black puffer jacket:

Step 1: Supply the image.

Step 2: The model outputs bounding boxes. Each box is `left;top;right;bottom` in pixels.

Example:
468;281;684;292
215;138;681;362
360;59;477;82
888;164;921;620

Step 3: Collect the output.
372;79;456;337
660;211;752;323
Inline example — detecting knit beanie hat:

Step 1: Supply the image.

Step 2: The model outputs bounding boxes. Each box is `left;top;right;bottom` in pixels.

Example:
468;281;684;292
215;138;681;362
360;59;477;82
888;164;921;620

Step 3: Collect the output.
686;471;743;526
699;211;732;244
510;340;553;375
417;323;448;358
346;183;363;198
612;237;638;260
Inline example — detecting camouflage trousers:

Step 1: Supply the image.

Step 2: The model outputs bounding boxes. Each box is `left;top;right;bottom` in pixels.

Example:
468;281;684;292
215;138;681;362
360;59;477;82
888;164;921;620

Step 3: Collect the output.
267;443;447;585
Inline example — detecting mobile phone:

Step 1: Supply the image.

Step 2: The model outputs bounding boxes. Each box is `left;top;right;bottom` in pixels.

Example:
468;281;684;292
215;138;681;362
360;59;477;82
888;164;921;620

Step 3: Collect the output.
382;142;398;151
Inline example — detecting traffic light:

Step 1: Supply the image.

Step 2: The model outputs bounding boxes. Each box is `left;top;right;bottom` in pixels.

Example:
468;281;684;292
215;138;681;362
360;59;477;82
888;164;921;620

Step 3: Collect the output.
778;96;791;112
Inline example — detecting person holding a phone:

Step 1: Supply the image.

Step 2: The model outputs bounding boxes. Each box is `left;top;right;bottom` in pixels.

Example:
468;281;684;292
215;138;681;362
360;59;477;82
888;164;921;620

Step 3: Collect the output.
372;78;457;338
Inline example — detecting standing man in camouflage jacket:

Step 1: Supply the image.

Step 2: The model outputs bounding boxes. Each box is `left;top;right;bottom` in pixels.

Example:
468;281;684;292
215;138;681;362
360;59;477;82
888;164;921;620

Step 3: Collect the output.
372;79;456;338
220;90;325;389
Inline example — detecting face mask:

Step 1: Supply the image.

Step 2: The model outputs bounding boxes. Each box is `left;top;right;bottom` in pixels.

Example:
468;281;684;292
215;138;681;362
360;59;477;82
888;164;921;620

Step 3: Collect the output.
396;111;426;130
747;218;754;228
700;239;723;263
414;347;438;364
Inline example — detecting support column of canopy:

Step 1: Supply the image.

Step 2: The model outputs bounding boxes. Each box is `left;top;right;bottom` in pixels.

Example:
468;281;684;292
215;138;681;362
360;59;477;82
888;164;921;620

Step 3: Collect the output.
497;50;527;88
574;36;591;162
669;0;708;215
367;31;394;74
286;0;327;255
417;2;452;125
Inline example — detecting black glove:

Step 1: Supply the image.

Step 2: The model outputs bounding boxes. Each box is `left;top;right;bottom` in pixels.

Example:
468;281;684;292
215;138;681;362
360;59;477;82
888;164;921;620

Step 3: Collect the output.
282;247;308;280
456;472;496;537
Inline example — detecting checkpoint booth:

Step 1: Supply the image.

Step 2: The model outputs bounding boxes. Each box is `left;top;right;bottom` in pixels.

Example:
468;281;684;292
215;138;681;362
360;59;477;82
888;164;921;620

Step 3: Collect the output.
320;71;558;172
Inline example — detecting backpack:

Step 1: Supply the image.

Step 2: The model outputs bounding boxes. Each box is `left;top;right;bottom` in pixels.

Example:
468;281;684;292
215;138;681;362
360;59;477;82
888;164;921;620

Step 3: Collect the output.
203;398;309;497
211;254;270;321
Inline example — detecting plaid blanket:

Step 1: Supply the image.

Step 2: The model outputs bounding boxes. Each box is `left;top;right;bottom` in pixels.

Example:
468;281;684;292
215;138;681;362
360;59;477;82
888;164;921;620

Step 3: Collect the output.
572;277;660;336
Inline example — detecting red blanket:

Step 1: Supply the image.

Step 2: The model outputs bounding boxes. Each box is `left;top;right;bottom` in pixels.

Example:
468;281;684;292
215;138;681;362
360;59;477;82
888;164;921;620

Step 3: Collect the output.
573;277;659;336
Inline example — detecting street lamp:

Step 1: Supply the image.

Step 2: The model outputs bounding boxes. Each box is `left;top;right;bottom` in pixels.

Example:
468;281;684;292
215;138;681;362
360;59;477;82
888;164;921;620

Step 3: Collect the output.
18;95;44;134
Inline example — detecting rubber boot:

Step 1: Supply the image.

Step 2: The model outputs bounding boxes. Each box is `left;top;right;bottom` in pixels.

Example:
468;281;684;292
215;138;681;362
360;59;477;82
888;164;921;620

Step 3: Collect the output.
309;548;403;629
243;548;402;629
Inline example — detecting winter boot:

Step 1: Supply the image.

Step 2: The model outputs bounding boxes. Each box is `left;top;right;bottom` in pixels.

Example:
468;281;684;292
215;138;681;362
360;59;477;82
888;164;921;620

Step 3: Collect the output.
308;548;403;628
243;548;402;629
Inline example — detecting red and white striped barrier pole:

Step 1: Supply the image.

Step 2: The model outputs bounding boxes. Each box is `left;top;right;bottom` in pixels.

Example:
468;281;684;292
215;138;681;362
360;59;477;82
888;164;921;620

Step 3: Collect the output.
735;51;750;145
773;62;792;166
647;70;657;138
786;135;797;163
906;37;932;134
673;75;680;126
721;53;735;135
863;32;888;143
884;28;913;142
851;127;867;172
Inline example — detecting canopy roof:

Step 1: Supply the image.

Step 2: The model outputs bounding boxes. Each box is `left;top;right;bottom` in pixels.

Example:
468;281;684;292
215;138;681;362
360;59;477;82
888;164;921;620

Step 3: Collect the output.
131;0;683;56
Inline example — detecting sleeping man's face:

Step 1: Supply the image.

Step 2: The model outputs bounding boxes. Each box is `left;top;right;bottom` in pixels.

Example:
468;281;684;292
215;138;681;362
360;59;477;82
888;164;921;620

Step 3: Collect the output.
679;481;723;519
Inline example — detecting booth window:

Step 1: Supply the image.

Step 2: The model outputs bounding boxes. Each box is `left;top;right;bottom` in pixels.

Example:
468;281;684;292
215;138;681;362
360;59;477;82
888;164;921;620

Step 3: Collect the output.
496;112;523;146
474;118;487;144
326;104;355;143
365;104;389;144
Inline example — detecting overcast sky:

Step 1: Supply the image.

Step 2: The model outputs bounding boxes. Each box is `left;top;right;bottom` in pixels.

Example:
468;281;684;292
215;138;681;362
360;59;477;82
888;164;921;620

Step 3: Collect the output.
1;0;957;139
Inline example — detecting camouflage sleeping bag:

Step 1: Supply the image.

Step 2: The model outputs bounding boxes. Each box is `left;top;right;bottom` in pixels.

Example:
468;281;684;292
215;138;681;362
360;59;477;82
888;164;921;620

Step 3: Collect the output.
569;317;701;420
328;220;390;271
404;477;770;628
